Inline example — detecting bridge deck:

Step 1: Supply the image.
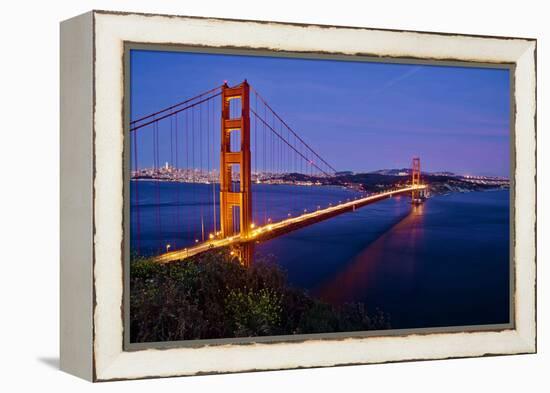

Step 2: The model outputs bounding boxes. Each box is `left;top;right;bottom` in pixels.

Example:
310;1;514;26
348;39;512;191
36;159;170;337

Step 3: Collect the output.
154;184;427;264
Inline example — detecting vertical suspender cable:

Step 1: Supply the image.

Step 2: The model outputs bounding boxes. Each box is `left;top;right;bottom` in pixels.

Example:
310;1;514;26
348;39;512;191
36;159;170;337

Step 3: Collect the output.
133;127;141;254
186;111;191;244
192;105;196;242
212;97;217;234
207;97;211;238
175;113;181;248
200;100;204;242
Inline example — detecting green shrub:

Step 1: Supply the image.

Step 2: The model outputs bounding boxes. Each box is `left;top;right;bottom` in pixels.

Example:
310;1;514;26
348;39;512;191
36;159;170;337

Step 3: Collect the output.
296;301;339;334
225;287;282;337
130;249;390;343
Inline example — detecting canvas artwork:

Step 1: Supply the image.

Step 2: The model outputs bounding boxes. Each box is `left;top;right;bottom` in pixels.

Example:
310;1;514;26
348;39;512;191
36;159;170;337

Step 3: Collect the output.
60;11;536;380
127;48;512;345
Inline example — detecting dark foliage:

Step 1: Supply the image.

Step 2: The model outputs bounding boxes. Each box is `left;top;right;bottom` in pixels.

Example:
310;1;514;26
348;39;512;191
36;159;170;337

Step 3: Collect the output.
130;250;390;343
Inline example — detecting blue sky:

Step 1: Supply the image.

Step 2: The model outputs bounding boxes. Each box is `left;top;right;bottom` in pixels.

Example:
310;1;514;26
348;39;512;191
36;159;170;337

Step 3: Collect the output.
130;49;510;177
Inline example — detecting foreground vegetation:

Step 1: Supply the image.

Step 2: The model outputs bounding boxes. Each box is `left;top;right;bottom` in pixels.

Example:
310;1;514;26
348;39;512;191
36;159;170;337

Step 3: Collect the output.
130;250;390;342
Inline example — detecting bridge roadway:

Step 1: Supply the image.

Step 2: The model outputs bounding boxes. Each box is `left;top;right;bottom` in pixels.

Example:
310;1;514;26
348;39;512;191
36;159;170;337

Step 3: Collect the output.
154;184;427;264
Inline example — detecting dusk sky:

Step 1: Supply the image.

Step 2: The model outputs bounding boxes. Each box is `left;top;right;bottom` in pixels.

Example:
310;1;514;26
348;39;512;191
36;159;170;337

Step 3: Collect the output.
131;49;510;177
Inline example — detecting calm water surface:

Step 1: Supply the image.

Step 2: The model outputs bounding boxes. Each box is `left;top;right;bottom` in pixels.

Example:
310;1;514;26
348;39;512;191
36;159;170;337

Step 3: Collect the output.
131;181;510;329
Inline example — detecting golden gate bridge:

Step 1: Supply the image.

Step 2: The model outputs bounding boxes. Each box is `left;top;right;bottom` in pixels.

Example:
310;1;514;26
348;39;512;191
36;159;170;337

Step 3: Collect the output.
130;81;427;266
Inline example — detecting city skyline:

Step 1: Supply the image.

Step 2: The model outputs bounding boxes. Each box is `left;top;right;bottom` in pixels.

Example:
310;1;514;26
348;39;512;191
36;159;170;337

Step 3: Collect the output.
131;50;511;177
131;161;510;180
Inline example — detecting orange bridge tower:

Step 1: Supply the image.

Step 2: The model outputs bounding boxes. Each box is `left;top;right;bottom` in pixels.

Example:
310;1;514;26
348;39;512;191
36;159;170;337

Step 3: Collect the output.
220;81;254;265
411;157;424;204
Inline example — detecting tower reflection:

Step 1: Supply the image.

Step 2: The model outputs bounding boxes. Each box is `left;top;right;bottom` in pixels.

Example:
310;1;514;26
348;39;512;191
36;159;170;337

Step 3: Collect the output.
316;201;425;305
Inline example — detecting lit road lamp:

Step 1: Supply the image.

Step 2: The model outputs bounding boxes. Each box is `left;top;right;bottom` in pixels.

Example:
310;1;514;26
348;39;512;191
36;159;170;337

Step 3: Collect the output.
166;244;171;252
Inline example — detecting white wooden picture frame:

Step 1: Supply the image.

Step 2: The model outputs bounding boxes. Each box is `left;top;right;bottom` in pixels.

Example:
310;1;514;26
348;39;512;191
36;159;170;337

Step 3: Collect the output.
60;10;536;381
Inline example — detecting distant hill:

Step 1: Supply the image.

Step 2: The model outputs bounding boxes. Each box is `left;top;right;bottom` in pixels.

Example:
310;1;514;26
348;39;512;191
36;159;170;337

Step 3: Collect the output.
369;168;457;177
278;169;508;195
368;168;411;176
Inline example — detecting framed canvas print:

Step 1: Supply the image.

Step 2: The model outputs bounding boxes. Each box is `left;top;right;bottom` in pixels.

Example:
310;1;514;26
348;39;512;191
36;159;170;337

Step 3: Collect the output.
60;10;537;381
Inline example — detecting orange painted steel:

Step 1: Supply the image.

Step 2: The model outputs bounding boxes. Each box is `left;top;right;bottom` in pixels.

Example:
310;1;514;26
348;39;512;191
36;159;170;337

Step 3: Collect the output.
411;157;423;203
219;81;254;265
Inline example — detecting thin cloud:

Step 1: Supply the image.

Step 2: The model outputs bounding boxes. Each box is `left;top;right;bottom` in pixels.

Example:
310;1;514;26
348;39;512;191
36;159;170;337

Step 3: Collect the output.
368;66;423;98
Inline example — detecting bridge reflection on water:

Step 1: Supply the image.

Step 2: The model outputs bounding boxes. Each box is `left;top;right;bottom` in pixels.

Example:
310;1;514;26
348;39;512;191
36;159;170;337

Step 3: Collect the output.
316;203;425;305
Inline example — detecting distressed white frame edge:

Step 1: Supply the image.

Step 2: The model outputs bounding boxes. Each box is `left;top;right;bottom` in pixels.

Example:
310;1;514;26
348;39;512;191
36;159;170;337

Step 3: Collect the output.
63;10;535;381
60;11;94;381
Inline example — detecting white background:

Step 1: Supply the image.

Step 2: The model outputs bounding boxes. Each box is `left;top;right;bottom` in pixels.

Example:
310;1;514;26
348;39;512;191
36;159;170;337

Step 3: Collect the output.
0;0;546;391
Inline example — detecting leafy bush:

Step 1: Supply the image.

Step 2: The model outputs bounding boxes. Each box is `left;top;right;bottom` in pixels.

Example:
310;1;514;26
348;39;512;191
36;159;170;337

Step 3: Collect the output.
225;287;282;337
130;249;390;343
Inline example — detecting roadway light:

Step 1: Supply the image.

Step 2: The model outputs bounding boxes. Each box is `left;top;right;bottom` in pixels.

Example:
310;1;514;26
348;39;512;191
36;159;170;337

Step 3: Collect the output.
209;233;214;239
195;239;199;243
250;223;255;229
166;244;171;252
